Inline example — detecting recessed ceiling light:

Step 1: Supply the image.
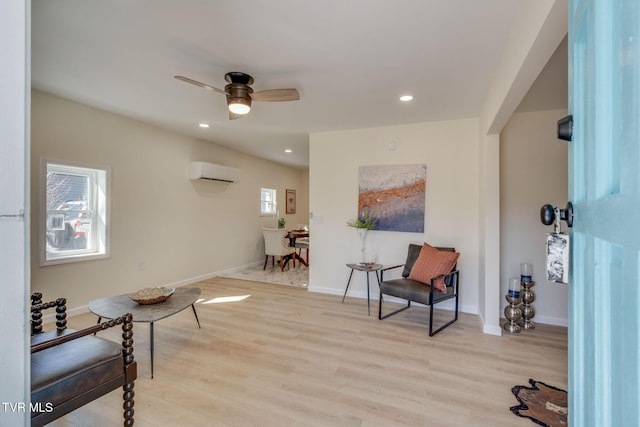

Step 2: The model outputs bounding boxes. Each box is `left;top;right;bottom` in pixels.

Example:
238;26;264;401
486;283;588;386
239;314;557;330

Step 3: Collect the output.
400;95;413;102
284;149;292;153
199;123;210;128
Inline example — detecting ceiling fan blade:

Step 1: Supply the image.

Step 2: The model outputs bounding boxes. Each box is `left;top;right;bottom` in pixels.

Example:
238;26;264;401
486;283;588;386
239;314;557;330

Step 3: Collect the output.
174;76;227;95
251;88;300;102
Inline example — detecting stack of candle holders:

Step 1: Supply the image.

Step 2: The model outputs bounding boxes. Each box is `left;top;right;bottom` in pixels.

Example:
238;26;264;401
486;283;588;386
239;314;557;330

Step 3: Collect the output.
519;282;536;329
503;293;523;333
503;277;522;333
519;263;535;330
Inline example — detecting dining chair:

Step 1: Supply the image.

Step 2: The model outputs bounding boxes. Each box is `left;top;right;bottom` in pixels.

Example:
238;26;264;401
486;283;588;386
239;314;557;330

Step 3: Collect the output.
294;236;309;265
262;227;296;271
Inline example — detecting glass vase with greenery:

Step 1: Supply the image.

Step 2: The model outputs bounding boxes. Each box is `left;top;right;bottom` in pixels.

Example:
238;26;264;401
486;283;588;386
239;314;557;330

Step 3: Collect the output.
347;211;378;263
346;211;377;230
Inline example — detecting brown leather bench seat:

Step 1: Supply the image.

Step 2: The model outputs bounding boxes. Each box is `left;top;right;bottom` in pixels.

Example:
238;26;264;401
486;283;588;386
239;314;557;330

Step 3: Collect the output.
31;333;126;417
30;293;137;427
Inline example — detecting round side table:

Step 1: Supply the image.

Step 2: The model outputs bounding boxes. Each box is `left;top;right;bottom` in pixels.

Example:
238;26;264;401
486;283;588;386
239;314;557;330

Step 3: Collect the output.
343;263;383;315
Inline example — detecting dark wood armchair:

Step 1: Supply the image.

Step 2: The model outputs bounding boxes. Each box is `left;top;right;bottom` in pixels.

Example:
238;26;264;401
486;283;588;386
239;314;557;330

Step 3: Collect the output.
378;244;460;336
30;293;137;426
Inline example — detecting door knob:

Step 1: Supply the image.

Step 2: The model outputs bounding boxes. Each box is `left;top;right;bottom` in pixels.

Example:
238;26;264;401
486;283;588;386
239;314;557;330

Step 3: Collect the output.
540;202;574;231
557;115;573;141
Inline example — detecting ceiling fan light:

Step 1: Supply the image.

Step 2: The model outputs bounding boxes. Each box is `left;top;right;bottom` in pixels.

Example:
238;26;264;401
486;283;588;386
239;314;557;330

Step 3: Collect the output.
228;97;251;115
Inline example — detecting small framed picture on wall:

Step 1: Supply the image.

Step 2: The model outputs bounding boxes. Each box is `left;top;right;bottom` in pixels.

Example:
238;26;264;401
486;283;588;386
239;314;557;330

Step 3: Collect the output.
286;189;296;214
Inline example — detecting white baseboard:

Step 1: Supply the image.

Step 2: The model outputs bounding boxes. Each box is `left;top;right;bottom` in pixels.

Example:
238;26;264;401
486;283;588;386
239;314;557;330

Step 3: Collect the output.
41;261;265;324
66;304;89;319
533;314;568;327
482;323;503;336
42;263;567;334
307;285;476;316
482;315;568;336
164;260;263;288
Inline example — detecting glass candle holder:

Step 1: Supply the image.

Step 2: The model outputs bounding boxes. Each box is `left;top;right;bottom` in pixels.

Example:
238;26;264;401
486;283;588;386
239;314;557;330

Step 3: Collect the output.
521;263;533;283
508;277;520;298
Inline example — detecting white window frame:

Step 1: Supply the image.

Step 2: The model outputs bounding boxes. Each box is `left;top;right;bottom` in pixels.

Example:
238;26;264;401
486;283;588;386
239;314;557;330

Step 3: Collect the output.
40;159;111;266
260;187;277;216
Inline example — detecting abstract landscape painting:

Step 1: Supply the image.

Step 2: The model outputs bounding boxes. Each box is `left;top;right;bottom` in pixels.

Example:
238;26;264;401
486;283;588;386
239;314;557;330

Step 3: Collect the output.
358;164;426;232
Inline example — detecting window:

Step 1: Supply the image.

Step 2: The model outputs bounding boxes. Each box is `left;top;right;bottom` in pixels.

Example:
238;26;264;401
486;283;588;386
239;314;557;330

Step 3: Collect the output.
41;160;110;265
260;187;277;216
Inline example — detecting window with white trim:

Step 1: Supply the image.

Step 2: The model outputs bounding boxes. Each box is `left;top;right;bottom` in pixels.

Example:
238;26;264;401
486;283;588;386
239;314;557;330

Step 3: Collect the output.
41;160;110;265
260;187;277;216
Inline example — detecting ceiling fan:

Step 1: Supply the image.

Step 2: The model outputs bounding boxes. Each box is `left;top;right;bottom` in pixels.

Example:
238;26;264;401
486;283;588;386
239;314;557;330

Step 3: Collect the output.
174;71;300;120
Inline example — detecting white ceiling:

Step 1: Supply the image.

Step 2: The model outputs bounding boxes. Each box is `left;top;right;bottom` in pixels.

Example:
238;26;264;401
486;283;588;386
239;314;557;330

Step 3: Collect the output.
31;1;567;169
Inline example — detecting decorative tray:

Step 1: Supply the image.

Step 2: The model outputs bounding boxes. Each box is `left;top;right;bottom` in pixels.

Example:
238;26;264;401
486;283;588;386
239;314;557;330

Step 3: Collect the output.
129;287;175;305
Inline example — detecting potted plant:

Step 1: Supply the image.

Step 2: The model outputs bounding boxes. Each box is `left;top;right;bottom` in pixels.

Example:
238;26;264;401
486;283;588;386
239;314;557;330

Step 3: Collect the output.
278;217;286;229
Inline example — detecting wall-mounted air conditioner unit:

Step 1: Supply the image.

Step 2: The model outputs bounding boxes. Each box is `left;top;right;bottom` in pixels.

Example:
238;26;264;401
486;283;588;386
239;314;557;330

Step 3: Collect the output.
189;161;241;183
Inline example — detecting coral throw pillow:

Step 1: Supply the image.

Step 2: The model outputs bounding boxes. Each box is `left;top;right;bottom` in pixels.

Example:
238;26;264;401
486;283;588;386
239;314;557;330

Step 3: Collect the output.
408;243;459;293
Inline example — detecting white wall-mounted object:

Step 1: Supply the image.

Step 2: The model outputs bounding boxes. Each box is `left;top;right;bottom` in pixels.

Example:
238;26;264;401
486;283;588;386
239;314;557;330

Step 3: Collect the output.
189;161;241;183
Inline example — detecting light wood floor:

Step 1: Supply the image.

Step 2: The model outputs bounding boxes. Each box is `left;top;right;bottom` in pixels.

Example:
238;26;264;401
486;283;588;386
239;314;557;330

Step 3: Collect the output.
48;277;567;427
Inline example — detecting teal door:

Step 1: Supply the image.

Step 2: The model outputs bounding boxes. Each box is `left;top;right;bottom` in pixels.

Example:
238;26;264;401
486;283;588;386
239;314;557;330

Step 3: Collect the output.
569;0;640;425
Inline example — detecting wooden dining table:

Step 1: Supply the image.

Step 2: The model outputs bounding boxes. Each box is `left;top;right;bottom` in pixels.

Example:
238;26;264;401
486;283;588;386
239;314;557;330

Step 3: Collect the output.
286;230;309;267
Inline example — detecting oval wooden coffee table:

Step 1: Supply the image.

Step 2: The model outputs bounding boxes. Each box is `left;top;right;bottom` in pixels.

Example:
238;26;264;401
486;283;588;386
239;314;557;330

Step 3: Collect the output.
89;287;201;378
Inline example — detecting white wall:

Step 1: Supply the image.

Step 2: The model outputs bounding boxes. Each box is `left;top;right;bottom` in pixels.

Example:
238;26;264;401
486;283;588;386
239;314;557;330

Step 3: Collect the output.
30;97;568;328
479;133;502;334
309;119;480;315
308;111;569;328
478;0;567;335
30;90;309;312
0;0;30;423
500;108;569;326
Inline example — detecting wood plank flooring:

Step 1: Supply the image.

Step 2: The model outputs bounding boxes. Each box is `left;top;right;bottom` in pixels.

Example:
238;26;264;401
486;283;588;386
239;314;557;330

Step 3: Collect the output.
48;277;567;427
